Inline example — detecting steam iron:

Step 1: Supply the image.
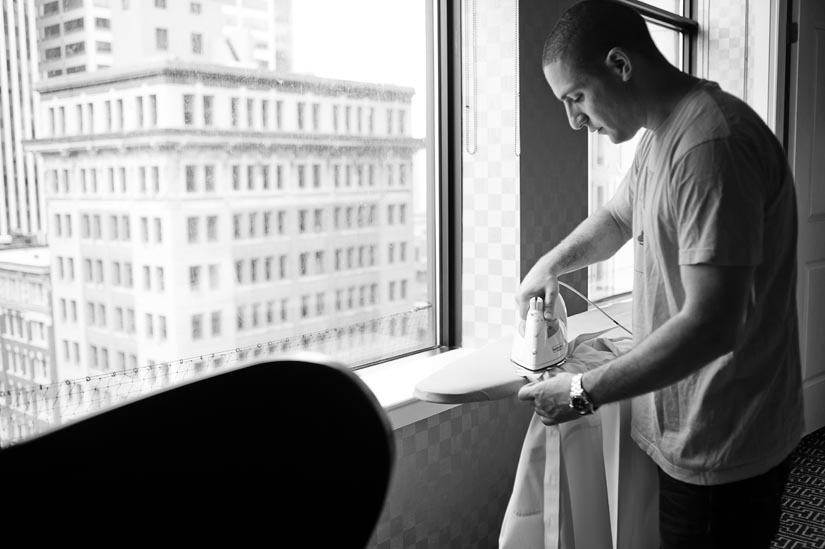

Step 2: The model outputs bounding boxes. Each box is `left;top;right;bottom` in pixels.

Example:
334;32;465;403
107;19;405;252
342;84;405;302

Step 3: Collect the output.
511;295;568;377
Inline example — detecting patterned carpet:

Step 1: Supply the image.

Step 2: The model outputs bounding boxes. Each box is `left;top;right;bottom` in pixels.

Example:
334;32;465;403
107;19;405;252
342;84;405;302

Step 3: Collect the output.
772;427;825;548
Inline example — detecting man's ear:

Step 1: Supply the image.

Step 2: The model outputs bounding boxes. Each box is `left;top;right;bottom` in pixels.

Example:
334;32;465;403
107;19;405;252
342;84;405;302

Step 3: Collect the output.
604;47;632;82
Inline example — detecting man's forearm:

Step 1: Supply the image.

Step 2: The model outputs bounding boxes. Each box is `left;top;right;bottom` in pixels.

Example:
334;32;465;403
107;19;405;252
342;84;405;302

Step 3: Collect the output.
541;207;629;276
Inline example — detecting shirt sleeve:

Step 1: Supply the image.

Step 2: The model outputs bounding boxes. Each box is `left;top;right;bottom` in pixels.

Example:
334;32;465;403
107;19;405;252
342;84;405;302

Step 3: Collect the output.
604;168;634;243
670;139;764;266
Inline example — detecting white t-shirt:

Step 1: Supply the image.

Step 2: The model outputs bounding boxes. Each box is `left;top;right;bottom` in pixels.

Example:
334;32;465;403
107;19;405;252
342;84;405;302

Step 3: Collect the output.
605;80;804;485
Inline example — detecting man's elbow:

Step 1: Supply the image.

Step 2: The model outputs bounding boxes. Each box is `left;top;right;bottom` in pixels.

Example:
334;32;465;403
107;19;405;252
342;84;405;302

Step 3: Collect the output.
680;304;745;359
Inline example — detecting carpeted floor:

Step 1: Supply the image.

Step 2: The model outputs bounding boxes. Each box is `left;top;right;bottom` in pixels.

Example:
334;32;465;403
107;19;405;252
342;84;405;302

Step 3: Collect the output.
772;427;825;548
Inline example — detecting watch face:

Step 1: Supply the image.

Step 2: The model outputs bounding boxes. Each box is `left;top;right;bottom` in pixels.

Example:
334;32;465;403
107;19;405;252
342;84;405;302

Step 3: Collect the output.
571;395;587;411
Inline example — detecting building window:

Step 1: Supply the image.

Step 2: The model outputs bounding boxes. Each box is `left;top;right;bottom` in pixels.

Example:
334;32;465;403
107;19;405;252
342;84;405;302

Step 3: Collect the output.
231;98;239;127
95;17;110;29
210;311;220;336
189;266;201;291
191;2;201;14
191;314;202;340
44;1;59;15
191;33;203;55
96;41;111;53
183;94;194;125
64;18;84;33
297;102;305;130
187;217;199;243
207;215;217;241
44;24;61;38
203;95;213;125
186;166;196;192
155;28;168;50
204;165;215;192
65;41;85;57
154;0;166;8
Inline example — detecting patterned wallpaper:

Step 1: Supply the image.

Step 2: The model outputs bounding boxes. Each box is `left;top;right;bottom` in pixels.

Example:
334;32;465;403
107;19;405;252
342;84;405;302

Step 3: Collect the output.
367;397;533;549
460;0;522;349
367;1;529;547
699;0;767;118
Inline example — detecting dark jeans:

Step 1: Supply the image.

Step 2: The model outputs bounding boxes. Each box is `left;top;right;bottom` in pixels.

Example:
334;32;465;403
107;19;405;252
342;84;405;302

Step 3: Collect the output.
658;457;791;549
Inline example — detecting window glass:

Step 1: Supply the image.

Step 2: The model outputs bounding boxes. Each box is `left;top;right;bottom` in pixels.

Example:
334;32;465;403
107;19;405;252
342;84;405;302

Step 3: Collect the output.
588;22;683;301
2;0;435;445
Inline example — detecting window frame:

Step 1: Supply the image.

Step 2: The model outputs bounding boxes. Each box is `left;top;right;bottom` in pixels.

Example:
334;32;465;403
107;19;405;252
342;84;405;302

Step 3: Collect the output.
435;0;462;350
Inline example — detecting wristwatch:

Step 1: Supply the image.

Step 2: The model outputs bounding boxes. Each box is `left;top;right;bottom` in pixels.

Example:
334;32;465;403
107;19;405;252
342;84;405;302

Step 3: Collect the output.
569;373;597;415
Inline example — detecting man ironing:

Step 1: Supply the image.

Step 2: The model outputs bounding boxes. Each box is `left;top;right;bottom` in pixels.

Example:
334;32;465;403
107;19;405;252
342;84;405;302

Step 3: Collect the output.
515;1;804;547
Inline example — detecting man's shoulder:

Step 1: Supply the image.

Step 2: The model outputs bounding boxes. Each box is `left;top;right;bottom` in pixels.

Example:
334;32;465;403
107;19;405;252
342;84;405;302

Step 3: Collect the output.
668;81;774;164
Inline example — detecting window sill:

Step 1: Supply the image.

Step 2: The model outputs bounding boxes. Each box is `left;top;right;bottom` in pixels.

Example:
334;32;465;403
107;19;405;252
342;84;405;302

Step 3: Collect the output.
357;296;632;430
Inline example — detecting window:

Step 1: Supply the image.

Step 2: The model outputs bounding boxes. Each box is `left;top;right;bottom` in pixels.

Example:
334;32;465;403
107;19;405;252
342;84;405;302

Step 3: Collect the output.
183;94;194;125
64;18;84;33
155;28;168;51
65;42;85;57
207;215;218;241
203;96;213;126
187;217;199;243
44;24;60;39
189;266;201;291
231;98;240;127
205;166;215;192
192;33;203;55
191;315;202;340
4;0;439;447
211;312;221;336
186;166;196;192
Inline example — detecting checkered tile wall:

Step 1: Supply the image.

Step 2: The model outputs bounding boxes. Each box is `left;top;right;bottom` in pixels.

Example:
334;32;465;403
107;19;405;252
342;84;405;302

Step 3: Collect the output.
367;397;533;549
701;0;750;101
366;1;531;547
460;0;522;349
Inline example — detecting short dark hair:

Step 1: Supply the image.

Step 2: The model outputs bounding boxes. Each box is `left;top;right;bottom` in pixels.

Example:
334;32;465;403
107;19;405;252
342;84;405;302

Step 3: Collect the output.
542;0;662;73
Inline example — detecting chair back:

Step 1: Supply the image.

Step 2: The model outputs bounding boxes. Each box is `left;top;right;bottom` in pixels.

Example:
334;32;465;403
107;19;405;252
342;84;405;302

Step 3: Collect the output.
1;352;394;547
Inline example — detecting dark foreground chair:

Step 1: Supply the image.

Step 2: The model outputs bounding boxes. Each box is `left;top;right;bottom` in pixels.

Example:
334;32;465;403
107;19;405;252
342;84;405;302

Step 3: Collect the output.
1;352;394;547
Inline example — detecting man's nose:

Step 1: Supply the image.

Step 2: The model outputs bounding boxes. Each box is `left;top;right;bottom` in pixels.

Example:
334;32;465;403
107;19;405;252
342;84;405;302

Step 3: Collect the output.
564;103;587;130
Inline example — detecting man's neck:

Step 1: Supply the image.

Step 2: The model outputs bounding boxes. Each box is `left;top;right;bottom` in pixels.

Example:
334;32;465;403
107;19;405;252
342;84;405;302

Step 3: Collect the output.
640;67;700;133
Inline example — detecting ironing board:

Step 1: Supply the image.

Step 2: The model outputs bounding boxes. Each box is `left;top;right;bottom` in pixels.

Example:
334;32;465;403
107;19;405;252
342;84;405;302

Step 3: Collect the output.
413;300;660;549
413;300;632;404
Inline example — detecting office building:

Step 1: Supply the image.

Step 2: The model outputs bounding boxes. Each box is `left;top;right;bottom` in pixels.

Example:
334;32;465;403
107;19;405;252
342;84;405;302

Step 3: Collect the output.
0;246;57;443
27;61;422;390
1;0;43;242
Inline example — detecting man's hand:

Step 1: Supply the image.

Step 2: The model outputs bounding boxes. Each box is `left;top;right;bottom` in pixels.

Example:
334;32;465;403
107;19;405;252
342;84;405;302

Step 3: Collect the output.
516;258;560;322
517;371;582;426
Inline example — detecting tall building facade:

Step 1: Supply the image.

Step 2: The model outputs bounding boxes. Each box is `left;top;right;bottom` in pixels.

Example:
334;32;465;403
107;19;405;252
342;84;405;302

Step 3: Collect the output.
35;0;292;79
0;246;58;443
27;61;422;387
1;0;42;242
